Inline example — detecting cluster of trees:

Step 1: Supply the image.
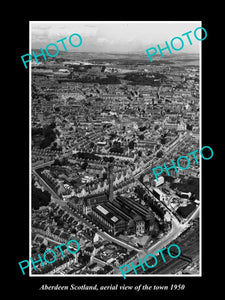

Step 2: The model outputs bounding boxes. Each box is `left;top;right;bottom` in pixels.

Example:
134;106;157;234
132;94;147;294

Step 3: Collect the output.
139;125;146;132
32;127;43;136
102;156;114;163
40;123;56;149
156;150;163;158
78;250;90;265
32;184;51;210
75;152;101;161
170;177;199;198
128;140;135;149
81;161;88;170
98;75;121;84
160;132;167;145
32;253;75;274
58;75;121;85
50;142;62;151
53;215;64;227
109;141;124;153
134;185;166;220
138;133;144;140
32;123;57;149
147;197;165;219
52;157;68;166
134;185;144;197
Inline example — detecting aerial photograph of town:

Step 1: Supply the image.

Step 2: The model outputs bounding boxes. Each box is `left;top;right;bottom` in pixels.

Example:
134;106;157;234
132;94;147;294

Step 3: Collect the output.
30;21;201;277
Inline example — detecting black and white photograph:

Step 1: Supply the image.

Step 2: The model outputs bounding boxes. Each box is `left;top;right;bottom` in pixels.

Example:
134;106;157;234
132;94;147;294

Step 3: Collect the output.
14;17;219;297
29;21;201;277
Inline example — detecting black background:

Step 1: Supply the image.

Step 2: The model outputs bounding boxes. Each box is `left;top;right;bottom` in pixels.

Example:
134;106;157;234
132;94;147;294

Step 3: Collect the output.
13;10;220;298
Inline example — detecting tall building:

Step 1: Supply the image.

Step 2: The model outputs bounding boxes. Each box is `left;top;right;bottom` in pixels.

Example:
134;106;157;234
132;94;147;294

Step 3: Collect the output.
107;162;114;201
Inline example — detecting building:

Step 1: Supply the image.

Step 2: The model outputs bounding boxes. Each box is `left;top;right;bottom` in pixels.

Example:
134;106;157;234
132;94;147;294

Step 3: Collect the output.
153;176;164;187
152;187;167;203
91;203;126;234
91;195;155;235
115;196;154;229
89;159;155;235
106;199;145;234
82;193;108;215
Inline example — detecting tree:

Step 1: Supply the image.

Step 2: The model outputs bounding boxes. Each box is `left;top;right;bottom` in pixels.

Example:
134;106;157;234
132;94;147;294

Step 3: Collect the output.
113;141;121;148
53;216;63;226
151;222;160;238
156;150;163;158
32;184;51;209
128;140;135;149
187;123;192;130
102;172;107;180
139;126;146;132
32;127;43;136
40;243;47;253
71;228;77;234
160;136;166;145
53;158;61;166
147;150;152;156
89;141;95;148
78;251;90;265
81;161;88;170
138;150;142;157
39;123;56;149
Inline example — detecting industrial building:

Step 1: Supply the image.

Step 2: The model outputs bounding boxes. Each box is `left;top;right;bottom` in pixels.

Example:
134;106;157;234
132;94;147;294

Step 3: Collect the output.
153;176;164;187
92;203;127;234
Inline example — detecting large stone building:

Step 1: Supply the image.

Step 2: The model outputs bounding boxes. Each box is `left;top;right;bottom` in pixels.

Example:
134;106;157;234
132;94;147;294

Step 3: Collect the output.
91;195;155;235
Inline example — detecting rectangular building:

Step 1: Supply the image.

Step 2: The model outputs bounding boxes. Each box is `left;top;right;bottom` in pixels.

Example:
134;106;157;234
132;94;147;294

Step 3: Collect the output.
153;176;164;187
152;187;167;202
91;204;126;235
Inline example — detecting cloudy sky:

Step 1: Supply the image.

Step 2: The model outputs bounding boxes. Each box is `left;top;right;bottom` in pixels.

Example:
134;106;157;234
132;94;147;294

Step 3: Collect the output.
30;21;201;54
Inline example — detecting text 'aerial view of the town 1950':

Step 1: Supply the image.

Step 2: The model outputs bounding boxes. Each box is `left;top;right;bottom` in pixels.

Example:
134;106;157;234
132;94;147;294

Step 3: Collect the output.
30;21;201;277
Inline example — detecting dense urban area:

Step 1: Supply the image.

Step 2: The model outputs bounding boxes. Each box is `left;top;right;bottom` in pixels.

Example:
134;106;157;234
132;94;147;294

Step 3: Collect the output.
31;51;200;276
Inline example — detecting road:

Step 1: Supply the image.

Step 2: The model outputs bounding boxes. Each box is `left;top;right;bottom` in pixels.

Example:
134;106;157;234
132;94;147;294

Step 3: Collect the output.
137;219;186;261
31;130;198;275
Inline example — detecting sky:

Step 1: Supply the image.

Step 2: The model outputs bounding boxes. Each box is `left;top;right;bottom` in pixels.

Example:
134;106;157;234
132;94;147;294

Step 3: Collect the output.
31;21;201;54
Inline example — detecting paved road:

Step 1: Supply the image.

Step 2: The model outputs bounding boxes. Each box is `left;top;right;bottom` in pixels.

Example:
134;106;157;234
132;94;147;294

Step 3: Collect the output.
138;219;186;261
